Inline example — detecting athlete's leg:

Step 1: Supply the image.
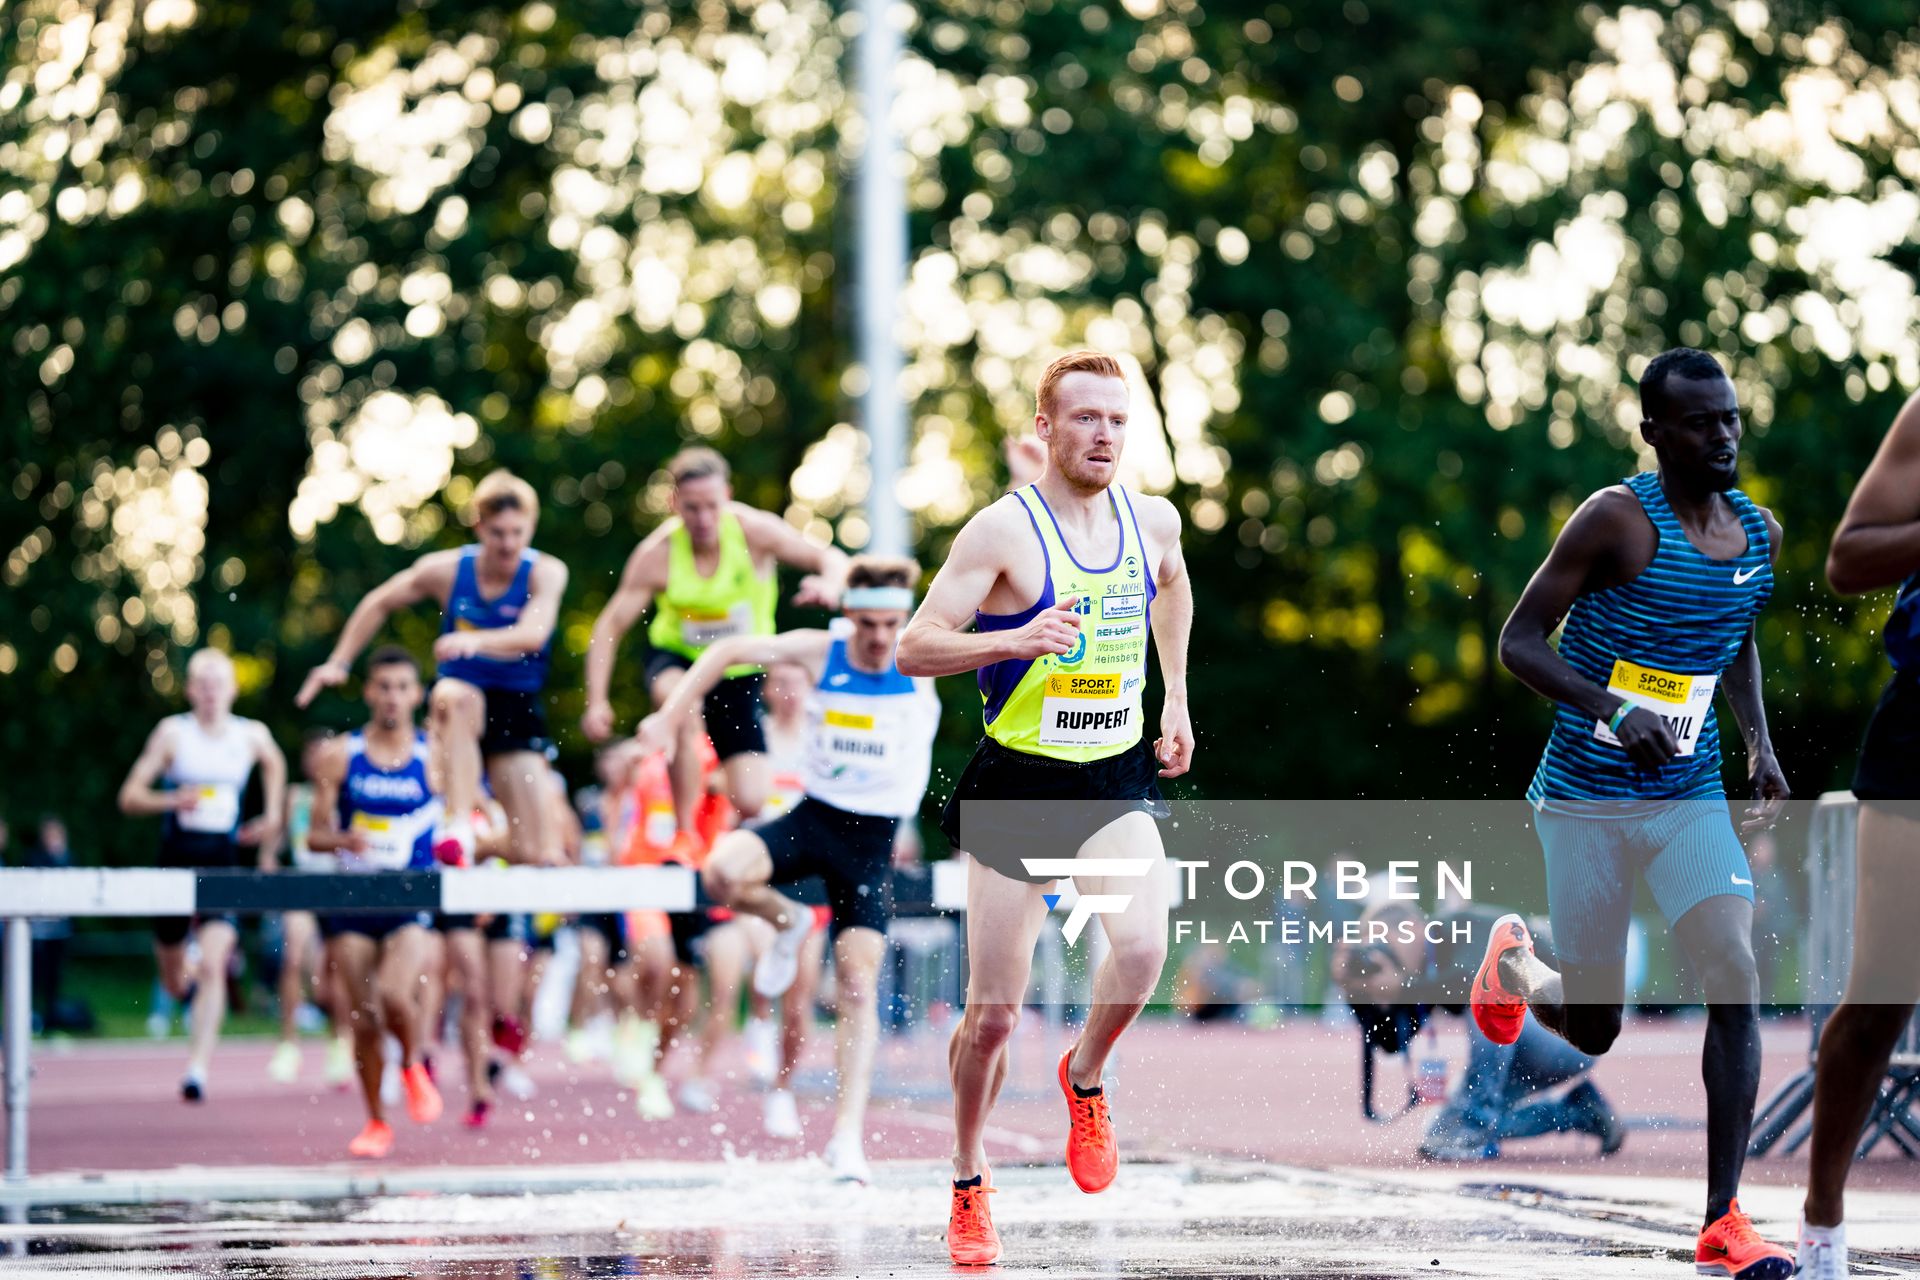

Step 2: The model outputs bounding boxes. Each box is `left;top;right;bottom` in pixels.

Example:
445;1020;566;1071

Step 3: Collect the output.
376;925;432;1067
702;830;809;931
694;920;752;1090
573;926;611;1030
488;933;528;1039
184;918;238;1083
777;929;826;1089
444;926;493;1107
428;679;485;822
1805;804;1920;1227
719;752;769;822
329;932;383;1121
1069;812;1171;1087
487;751;558;866
417;929;447;1053
949;858;1051;1181
154;938;192;1001
278;911;318;1044
1504;810;1633;1055
647;666;706;837
1672;893;1762;1227
829;926;886;1143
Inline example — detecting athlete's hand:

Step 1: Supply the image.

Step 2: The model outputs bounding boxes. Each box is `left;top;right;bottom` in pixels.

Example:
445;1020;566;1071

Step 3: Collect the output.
340;829;371;854
1743;748;1790;832
1155;696;1194;778
1004;435;1047;489
1008;596;1082;660
295;660;350;709
237;816;282;848
633;710;678;763
1613;704;1681;771
582;699;617;743
792;573;840;609
434;632;484;662
164;789;201;812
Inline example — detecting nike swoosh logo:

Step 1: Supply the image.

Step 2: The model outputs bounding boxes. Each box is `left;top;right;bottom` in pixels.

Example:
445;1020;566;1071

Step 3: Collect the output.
1731;874;1753;887
1733;566;1761;584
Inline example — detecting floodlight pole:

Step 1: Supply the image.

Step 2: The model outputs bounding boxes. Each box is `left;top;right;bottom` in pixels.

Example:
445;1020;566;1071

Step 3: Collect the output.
856;0;908;556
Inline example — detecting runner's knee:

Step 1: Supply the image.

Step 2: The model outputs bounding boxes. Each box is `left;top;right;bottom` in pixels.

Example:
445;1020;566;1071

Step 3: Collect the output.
964;1003;1021;1052
1107;932;1167;995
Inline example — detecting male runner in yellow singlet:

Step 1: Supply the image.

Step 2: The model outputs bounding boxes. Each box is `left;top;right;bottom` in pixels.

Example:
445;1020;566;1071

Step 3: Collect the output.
898;351;1194;1265
582;447;849;853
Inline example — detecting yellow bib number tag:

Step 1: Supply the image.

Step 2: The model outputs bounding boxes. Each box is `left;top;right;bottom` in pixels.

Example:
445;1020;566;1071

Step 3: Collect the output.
1593;659;1717;757
681;602;754;649
1039;672;1135;749
177;783;240;834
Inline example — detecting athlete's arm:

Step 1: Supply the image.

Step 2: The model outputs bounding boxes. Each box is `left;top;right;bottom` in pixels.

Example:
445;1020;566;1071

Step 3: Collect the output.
433;556;569;663
1722;507;1789;830
583;535;670;741
736;505;850;608
302;736;367;855
238;722;290;867
633;630;833;760
116;720;192;817
296;554;454;707
1498;489;1682;770
1828;391;1920;594
896;504;1081;678
1144;496;1195;778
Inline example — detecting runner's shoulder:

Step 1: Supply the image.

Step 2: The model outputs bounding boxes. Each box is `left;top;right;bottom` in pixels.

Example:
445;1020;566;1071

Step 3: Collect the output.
1128;491;1182;544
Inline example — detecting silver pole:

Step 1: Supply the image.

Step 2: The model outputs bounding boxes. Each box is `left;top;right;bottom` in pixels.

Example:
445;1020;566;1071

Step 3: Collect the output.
4;916;29;1183
856;0;908;556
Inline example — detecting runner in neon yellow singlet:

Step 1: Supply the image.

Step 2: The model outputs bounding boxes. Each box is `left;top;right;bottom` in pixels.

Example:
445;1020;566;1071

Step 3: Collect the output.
582;446;850;855
897;351;1194;1266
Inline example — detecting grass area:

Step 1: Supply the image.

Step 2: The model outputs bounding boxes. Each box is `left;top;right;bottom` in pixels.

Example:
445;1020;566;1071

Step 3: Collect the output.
46;953;285;1041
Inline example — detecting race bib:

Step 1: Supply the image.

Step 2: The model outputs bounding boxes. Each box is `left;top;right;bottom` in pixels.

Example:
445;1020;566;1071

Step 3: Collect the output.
643;805;677;850
1593;659;1718;758
348;811;417;871
176;783;240;834
681;602;754;649
820;708;889;772
1039;672;1137;749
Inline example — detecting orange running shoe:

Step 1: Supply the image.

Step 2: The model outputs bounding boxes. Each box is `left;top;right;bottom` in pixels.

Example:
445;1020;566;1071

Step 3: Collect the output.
1469;913;1534;1047
1695;1199;1794;1278
1058;1049;1117;1193
947;1178;1000;1266
402;1062;443;1125
663;828;706;868
347;1118;394;1159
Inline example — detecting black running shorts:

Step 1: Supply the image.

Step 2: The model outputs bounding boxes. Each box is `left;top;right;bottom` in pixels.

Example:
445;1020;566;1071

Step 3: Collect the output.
643;649;766;762
476;687;552;758
1853;667;1920;807
757;797;898;940
938;737;1169;885
153;830;244;946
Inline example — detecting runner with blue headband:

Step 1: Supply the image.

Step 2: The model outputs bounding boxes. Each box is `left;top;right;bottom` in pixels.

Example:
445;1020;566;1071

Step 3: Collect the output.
633;554;940;1184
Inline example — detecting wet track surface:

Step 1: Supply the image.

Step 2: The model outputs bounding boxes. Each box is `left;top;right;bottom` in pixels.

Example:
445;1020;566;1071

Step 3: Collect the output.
7;1161;1920;1278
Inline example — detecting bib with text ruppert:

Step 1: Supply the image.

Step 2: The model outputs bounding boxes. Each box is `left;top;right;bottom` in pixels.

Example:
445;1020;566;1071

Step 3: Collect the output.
974;485;1157;764
1529;471;1773;812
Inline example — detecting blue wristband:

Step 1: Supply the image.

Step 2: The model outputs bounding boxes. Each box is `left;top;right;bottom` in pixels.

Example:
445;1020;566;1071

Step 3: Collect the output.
1608;703;1634;735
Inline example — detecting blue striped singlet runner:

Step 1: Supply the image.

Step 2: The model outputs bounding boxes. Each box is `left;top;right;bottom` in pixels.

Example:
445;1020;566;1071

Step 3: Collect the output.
1527;471;1774;812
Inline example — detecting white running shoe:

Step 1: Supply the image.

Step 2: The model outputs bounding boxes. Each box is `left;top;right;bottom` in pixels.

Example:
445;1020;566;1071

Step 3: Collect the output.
743;1016;778;1088
266;1041;302;1084
677;1078;719;1114
636;1073;674;1121
324;1037;355;1088
379;1036;403;1108
1796;1219;1848;1280
498;1061;537;1101
824;1132;871;1184
763;1088;802;1140
752;910;814;999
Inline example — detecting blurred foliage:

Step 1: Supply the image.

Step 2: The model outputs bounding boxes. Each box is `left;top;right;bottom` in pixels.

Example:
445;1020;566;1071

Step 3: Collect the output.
3;0;1919;865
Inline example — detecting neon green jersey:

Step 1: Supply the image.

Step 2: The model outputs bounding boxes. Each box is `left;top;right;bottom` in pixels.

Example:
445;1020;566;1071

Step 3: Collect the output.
646;511;777;677
977;484;1155;762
